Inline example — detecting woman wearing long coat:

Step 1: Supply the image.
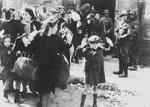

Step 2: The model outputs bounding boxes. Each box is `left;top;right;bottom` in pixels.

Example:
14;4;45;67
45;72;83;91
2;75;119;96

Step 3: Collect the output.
31;16;68;107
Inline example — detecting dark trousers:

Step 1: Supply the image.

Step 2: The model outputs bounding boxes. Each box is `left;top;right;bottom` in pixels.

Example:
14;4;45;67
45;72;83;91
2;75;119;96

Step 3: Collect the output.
129;41;138;66
72;33;83;62
3;72;17;99
118;42;132;75
4;72;20;91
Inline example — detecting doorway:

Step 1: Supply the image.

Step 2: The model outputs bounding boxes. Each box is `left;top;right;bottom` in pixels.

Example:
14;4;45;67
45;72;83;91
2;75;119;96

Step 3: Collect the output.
81;0;116;22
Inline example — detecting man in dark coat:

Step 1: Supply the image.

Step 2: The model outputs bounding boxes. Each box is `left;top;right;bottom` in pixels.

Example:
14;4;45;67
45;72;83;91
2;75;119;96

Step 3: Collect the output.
0;8;24;43
86;12;105;41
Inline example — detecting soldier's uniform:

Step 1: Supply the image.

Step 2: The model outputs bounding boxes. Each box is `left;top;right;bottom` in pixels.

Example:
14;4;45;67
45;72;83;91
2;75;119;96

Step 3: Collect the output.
101;10;114;41
101;10;114;55
128;10;139;70
113;10;133;77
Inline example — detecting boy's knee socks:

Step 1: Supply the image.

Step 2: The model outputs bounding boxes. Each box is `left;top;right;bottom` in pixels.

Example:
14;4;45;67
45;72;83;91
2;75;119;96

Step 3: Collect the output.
93;94;97;107
80;94;87;107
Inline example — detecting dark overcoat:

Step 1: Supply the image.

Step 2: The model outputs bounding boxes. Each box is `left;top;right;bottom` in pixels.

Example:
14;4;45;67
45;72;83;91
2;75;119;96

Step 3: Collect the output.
82;46;105;86
33;34;66;94
0;19;24;43
0;45;13;80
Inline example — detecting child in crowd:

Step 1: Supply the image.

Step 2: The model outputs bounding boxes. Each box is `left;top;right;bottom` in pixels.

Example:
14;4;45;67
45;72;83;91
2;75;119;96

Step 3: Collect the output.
77;35;106;107
0;34;14;102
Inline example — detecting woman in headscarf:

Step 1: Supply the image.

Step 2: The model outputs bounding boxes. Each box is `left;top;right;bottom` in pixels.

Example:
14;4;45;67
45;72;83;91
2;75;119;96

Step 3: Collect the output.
31;16;69;107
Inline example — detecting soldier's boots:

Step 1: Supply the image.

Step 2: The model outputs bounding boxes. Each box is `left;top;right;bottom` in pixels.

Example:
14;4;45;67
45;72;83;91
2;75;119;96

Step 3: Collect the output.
133;65;137;70
129;65;137;71
14;90;23;104
80;94;87;107
113;70;123;75
119;71;128;78
93;94;97;107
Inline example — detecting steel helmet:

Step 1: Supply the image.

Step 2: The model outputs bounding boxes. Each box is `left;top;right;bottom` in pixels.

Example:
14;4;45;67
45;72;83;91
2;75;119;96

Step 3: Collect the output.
120;10;128;17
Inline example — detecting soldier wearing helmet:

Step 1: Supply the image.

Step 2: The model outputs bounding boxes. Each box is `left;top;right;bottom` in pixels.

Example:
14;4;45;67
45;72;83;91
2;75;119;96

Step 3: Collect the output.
119;10;129;22
129;10;137;21
102;9;114;37
128;10;139;70
101;9;114;55
113;10;133;77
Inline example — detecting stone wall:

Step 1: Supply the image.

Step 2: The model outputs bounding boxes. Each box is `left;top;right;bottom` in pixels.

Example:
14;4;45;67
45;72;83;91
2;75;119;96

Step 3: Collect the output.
115;0;138;11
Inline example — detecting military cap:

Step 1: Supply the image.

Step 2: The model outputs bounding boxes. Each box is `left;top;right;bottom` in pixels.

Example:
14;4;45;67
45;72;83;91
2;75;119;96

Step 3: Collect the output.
88;35;100;43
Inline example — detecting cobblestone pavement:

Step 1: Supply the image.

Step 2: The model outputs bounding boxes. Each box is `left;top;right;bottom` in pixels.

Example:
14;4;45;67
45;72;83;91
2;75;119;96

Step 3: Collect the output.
0;56;150;107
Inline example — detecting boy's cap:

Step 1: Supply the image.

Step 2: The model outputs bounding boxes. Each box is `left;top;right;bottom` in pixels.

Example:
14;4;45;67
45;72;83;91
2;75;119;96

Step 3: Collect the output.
88;35;100;43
